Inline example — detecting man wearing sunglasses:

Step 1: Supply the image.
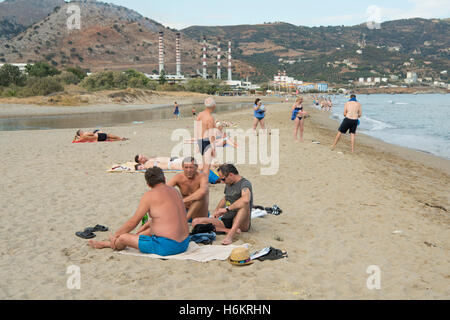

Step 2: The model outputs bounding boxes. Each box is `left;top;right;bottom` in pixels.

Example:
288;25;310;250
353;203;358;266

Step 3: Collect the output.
192;164;253;245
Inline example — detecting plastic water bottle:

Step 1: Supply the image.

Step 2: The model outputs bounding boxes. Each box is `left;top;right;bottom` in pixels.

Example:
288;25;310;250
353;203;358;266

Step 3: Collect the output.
142;213;149;225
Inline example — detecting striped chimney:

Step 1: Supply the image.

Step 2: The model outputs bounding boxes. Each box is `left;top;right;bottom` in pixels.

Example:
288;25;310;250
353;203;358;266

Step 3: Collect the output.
227;40;232;81
176;33;181;76
158;32;164;75
217;38;221;79
202;36;207;79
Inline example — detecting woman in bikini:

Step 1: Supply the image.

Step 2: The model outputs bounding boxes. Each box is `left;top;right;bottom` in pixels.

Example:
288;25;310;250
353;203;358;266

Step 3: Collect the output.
74;130;128;142
291;97;308;142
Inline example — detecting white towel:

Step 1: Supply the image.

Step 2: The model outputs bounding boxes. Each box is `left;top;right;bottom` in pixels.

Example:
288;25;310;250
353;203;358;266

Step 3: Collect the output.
251;208;268;219
117;242;249;263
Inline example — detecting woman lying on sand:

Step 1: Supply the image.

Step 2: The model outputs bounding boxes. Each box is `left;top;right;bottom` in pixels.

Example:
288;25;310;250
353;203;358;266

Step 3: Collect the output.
74;129;129;142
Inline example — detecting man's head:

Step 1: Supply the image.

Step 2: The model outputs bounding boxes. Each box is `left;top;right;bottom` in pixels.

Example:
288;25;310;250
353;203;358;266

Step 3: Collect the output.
350;94;357;99
217;164;239;185
182;157;198;179
145;167;166;188
76;129;83;137
204;97;216;110
135;154;148;164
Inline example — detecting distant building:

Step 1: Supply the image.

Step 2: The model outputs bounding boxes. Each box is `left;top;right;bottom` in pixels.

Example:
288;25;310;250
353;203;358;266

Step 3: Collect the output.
405;72;418;84
0;63;29;72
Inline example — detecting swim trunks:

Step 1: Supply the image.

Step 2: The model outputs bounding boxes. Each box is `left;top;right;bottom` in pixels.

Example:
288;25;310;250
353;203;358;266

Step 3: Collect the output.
219;212;236;229
338;118;358;134
97;133;108;141
138;235;190;256
197;138;212;155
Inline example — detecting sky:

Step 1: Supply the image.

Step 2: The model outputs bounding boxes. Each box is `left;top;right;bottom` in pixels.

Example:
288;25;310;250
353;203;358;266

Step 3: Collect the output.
103;0;450;29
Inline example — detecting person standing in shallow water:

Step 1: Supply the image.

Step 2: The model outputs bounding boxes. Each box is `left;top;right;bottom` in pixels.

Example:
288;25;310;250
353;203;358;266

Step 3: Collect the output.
331;94;362;153
173;101;180;119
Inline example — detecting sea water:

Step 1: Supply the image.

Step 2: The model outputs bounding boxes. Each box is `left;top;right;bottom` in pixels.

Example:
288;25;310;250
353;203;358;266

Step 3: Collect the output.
325;94;450;159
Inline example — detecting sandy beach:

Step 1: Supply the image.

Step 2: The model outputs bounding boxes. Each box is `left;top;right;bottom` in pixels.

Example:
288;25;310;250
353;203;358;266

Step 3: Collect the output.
0;94;449;300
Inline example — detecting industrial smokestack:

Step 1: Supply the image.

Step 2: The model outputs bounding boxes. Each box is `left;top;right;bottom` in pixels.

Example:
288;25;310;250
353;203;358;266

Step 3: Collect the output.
176;33;181;76
227;40;232;81
202;36;207;79
159;32;164;75
217;38;221;80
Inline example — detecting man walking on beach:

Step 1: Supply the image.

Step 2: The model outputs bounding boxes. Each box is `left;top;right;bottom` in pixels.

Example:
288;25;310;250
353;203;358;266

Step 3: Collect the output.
196;97;217;175
191;164;253;245
168;157;209;222
331;94;362;153
89;167;190;256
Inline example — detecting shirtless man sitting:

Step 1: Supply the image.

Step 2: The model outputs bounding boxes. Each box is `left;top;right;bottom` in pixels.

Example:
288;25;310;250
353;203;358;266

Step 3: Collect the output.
167;157;209;222
331;94;362;153
74;129;128;142
88;167;190;256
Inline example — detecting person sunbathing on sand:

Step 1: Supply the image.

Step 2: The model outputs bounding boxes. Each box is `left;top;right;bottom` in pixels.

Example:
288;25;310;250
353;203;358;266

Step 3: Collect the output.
134;154;220;172
191;164;253;245
89;167;190;256
74;129;128;142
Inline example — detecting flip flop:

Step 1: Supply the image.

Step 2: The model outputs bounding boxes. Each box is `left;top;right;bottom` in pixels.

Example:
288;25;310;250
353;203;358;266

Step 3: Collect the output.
92;224;108;232
257;247;288;261
75;228;96;239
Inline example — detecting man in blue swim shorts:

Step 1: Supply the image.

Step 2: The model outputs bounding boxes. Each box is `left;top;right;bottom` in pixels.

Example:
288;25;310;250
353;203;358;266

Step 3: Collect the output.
89;167;190;256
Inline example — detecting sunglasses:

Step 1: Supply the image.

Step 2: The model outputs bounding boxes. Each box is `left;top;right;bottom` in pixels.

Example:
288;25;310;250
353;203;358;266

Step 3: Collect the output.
220;174;229;182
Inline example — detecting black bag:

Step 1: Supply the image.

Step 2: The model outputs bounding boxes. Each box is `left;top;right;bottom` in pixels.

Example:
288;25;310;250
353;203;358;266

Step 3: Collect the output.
190;223;216;235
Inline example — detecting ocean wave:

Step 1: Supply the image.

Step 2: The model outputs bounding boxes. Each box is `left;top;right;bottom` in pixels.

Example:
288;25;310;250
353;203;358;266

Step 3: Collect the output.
361;116;396;131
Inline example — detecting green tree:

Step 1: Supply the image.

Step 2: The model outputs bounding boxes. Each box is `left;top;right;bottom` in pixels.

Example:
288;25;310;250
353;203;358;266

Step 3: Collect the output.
25;61;61;78
0;64;26;86
65;66;87;81
159;70;166;85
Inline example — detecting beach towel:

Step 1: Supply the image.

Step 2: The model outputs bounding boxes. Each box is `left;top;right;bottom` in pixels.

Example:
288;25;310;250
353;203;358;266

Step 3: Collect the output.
107;162;182;174
117;242;250;262
107;164;220;184
72;140;118;144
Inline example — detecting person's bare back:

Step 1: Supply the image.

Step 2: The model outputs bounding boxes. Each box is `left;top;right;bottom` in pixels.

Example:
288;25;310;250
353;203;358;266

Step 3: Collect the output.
344;101;362;120
145;184;189;242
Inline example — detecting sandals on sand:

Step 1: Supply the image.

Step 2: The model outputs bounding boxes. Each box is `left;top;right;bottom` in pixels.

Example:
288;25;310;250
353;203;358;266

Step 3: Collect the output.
256;247;288;261
75;225;109;239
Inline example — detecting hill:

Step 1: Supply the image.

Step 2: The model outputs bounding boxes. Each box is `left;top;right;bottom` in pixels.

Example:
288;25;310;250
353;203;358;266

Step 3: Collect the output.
0;0;256;76
182;19;450;83
0;0;65;39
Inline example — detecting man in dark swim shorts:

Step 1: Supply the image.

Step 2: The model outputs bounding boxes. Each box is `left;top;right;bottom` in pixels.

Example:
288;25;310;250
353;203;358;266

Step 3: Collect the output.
331;94;362;153
74;130;128;142
191;164;253;245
